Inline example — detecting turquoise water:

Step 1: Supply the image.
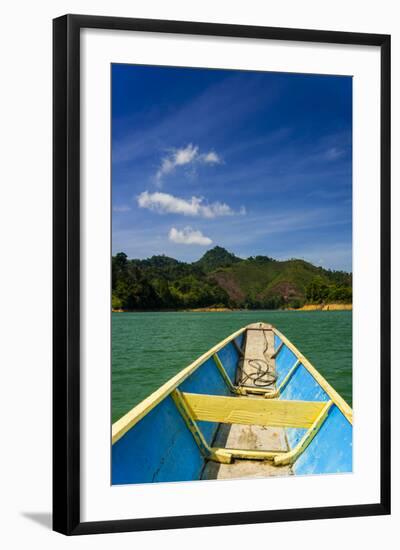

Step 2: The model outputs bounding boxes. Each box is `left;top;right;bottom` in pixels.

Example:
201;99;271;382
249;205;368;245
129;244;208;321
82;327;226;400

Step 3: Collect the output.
112;310;352;423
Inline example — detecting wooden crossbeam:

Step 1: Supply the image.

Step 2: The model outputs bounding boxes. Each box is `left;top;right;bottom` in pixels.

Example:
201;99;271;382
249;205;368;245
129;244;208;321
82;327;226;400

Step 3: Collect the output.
171;389;212;459
213;353;236;393
271;341;284;359
180;392;327;429
213;352;277;397
171;389;233;464
212;447;283;462
261;359;301;399
273;327;353;424
232;338;244;357
276;359;301;394
274;400;333;465
238;386;276;397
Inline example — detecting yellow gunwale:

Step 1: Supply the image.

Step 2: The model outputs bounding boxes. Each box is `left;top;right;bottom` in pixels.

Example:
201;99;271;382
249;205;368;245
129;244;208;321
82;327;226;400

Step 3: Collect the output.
112;326;246;444
272;327;353;424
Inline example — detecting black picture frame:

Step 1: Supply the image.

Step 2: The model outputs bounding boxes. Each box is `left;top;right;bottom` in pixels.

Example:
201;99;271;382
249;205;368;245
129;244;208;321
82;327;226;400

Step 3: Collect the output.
53;14;391;535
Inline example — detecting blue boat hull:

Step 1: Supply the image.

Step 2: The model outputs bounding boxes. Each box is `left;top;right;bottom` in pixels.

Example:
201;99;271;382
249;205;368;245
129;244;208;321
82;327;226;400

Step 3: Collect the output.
274;333;352;475
112;325;352;484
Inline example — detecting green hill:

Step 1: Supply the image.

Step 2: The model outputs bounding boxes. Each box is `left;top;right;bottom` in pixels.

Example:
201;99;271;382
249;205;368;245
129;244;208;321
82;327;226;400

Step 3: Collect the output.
194;245;242;272
112;247;352;311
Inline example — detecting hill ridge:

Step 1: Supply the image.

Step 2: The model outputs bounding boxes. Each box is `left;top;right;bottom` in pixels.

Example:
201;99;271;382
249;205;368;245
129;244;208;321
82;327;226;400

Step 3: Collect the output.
112;247;352;310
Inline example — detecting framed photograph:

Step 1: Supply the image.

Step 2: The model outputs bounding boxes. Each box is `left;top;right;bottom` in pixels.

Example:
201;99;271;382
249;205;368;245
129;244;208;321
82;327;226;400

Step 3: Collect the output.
53;14;391;535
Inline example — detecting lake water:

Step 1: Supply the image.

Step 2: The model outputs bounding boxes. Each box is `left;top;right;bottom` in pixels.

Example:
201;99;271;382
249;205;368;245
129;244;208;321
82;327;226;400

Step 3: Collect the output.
112;310;352;423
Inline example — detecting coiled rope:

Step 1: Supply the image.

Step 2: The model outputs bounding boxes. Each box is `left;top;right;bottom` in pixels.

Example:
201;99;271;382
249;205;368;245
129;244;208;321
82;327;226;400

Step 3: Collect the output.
237;330;277;388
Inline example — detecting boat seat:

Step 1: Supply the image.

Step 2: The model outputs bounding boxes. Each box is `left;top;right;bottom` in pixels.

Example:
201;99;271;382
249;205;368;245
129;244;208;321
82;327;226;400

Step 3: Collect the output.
172;389;333;466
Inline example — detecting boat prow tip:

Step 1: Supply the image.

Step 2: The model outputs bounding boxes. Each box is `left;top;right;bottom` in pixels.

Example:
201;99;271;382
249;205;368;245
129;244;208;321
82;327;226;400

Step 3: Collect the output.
246;321;274;330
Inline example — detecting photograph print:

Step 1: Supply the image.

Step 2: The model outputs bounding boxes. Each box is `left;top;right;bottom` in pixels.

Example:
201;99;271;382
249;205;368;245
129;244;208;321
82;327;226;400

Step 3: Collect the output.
111;63;353;485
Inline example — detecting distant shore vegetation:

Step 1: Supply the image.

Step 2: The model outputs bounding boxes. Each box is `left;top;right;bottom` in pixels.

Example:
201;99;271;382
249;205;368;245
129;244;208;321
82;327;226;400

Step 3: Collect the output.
112;246;352;312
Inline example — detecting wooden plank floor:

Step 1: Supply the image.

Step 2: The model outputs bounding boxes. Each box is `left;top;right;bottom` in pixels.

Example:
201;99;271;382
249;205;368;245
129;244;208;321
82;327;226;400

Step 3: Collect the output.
202;324;292;480
238;323;276;389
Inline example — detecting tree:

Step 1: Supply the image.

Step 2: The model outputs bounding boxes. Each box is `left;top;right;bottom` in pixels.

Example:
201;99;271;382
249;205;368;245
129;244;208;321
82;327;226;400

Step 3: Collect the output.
111;251;352;310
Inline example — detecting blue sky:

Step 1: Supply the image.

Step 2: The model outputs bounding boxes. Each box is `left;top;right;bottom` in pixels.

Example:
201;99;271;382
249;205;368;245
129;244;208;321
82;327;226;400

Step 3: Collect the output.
112;64;352;271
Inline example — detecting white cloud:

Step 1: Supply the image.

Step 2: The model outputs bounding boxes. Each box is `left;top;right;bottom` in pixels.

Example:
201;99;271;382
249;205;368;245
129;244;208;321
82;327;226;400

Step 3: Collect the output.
137;191;242;218
113;205;131;212
169;226;212;246
155;143;221;185
201;151;221;164
174;144;199;166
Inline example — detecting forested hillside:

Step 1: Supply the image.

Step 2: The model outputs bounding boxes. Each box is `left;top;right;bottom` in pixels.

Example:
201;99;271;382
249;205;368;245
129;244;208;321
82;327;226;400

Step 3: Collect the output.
112;247;352;311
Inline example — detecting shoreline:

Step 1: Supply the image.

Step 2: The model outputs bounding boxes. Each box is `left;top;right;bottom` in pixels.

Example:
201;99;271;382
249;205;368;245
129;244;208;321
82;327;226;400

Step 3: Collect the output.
292;303;352;311
112;303;352;313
